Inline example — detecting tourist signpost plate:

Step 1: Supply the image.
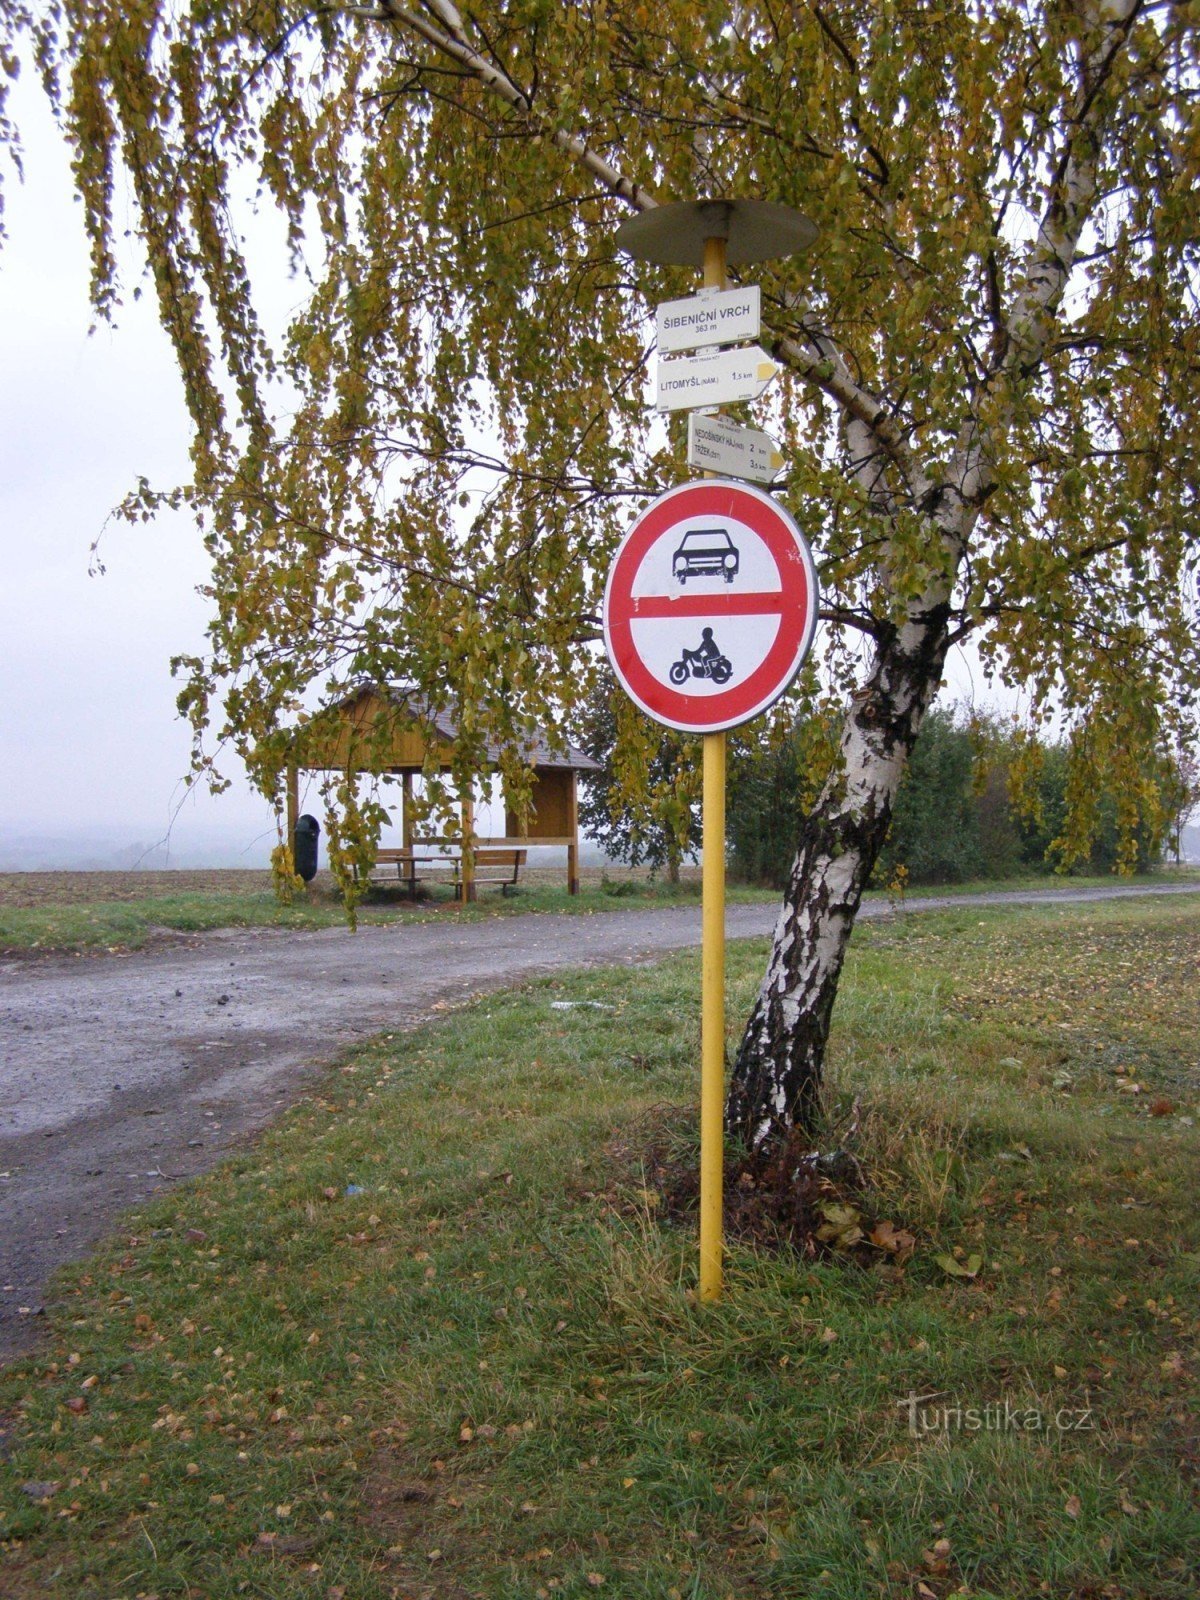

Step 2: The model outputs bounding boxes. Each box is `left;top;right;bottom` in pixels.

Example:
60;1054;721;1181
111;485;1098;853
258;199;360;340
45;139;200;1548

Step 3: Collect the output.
603;479;819;733
687;413;784;484
656;285;761;353
656;344;779;411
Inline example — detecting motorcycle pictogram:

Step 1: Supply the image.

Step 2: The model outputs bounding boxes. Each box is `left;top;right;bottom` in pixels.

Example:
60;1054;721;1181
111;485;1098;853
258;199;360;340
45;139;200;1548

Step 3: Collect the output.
669;628;733;685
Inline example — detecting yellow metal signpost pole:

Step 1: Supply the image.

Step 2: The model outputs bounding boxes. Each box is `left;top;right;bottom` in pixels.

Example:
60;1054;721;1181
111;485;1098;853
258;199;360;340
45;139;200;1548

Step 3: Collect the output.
700;721;726;1300
612;197;817;1309
699;232;727;1303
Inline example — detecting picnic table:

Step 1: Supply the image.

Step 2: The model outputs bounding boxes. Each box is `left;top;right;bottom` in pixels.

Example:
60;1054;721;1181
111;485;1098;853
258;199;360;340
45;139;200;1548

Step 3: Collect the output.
363;846;527;899
365;848;456;896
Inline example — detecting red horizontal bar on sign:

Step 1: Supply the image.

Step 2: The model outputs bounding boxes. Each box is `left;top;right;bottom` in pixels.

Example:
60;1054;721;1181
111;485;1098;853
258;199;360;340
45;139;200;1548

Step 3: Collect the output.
630;591;786;618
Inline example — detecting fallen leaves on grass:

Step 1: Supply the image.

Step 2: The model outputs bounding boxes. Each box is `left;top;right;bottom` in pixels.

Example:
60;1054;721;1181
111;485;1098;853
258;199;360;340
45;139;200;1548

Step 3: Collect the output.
868;1220;918;1263
614;1107;922;1267
816;1201;865;1251
935;1252;983;1279
922;1535;952;1574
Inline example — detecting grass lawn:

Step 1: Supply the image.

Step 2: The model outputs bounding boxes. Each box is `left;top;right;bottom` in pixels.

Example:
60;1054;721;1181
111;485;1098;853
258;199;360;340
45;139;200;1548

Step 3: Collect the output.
862;866;1200;904
0;869;778;956
1;897;1197;1598
1;864;1196;957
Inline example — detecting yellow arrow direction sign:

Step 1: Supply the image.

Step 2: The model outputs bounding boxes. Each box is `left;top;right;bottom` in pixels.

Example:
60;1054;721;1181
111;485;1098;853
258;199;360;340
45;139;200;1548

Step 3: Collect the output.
686;413;785;483
655;344;779;411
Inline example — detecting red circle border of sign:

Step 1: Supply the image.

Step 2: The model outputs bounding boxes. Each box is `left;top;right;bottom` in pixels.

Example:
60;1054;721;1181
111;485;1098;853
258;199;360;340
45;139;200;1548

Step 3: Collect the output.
603;479;819;733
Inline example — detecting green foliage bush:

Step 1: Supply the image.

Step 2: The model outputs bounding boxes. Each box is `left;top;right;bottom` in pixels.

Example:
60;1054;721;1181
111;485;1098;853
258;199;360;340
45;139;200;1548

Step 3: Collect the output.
726;725;812;890
1014;743;1162;874
724;700;842;890
726;708;1183;888
876;711;984;884
574;668;700;881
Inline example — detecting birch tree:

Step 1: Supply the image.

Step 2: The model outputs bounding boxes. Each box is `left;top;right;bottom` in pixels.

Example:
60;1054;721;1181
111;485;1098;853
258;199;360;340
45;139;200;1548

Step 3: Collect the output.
3;0;1197;1146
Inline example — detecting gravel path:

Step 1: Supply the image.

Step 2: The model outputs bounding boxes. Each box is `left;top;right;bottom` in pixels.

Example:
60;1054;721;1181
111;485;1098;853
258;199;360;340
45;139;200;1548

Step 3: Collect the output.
2;881;1196;1363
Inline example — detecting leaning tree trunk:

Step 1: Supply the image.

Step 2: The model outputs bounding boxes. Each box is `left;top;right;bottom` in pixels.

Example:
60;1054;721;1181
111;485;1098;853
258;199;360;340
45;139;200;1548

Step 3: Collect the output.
665;840;682;886
725;597;953;1149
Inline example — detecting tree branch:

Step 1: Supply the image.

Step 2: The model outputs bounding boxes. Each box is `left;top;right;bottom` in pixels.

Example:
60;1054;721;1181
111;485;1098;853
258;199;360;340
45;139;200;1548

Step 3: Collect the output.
1001;0;1145;381
369;1;656;209
359;0;922;490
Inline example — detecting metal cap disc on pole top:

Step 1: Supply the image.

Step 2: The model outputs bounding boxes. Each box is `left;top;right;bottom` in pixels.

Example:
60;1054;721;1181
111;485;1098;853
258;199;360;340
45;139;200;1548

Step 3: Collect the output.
615;198;817;266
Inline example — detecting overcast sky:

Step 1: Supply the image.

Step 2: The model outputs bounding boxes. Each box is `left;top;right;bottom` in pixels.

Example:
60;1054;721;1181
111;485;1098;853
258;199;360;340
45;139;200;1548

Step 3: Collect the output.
0;75;280;862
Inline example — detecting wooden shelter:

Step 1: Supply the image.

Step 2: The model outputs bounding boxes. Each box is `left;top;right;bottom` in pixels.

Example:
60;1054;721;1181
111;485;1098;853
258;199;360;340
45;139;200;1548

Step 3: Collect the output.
285;684;600;898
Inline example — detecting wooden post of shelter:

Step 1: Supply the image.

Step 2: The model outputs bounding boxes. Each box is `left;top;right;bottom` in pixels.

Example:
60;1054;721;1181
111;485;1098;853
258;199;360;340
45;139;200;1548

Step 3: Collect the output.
401;772;414;848
460;792;476;903
567;771;580;895
286;761;299;866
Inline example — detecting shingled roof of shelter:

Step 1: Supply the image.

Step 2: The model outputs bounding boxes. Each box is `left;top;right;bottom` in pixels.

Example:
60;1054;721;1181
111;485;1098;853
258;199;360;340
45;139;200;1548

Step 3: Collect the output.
337;683;601;773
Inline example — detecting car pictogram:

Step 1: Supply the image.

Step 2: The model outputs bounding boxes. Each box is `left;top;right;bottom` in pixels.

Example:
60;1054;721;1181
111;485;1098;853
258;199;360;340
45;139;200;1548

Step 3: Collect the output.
672;527;740;583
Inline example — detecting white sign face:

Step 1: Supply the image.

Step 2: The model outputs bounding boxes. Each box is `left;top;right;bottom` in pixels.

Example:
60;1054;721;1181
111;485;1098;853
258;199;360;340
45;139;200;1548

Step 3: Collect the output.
603;480;819;734
656;345;779;412
656;285;761;354
687;413;784;484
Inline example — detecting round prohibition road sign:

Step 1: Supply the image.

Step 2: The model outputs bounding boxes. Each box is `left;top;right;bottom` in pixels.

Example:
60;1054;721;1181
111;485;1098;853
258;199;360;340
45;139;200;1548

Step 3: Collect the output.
602;479;819;733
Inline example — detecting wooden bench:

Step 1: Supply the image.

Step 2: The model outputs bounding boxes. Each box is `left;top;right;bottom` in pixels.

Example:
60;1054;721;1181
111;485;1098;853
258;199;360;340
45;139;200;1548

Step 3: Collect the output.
455;847;527;896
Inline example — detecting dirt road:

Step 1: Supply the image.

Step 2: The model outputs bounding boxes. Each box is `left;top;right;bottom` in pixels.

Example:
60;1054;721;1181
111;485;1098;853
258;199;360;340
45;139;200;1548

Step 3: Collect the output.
2;883;1196;1363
